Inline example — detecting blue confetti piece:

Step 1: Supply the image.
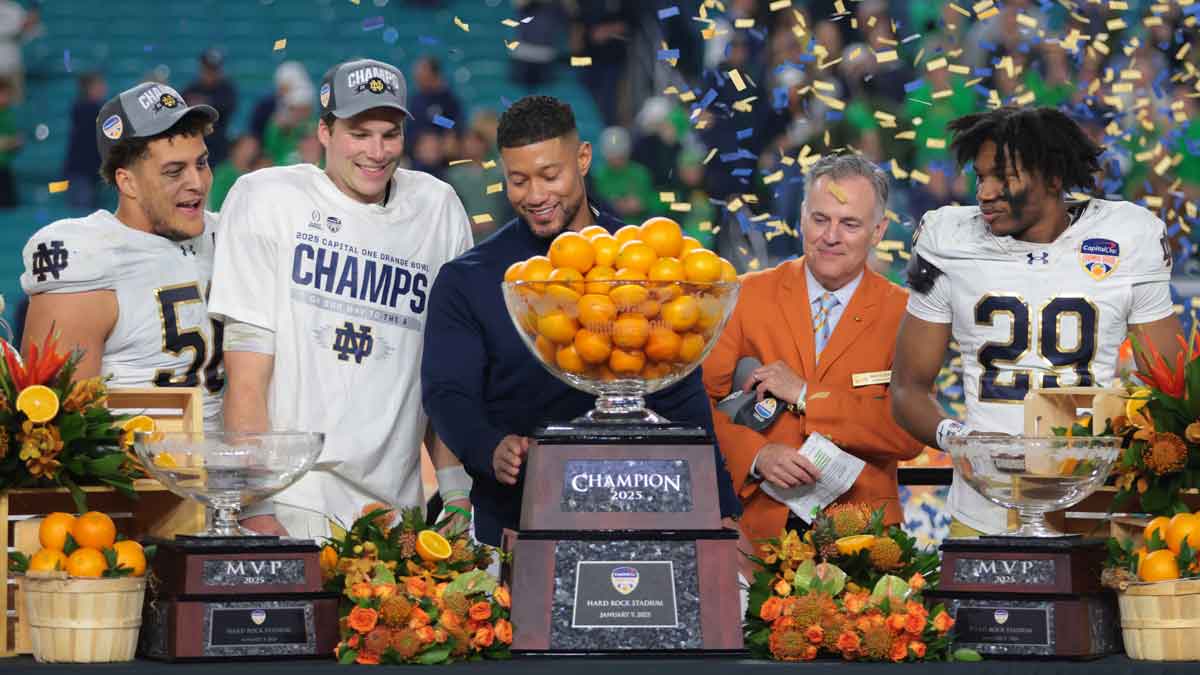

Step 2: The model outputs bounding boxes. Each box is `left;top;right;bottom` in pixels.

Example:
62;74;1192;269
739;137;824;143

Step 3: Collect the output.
979;40;998;52
736;128;753;140
419;35;440;45
826;111;843;121
432;115;455;129
905;79;926;94
798;52;815;63
749;28;766;42
972;84;991;97
1185;3;1200;16
736;210;751;231
657;49;680;61
63;49;71;72
719;152;741;163
731;168;753;177
657;6;679;19
698;88;718;110
1169;223;1182;237
772;86;789;110
383;27;399;44
500;96;512;110
363;16;385;31
974;67;993;77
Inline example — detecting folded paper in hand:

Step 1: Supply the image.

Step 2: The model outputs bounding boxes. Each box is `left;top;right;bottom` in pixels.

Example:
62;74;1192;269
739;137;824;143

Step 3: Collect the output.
759;432;865;523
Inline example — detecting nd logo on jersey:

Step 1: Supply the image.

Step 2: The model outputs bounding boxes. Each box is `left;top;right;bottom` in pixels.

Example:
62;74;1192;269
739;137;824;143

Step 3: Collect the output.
1079;238;1120;281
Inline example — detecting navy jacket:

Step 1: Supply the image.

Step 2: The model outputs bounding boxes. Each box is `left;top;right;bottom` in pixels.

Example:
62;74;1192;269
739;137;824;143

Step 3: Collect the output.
421;206;742;544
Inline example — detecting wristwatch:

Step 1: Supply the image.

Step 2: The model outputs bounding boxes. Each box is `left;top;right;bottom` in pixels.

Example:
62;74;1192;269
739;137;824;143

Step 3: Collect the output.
787;387;807;415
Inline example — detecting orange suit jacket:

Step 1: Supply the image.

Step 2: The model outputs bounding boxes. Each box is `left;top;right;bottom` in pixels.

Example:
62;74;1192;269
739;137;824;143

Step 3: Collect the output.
702;258;925;545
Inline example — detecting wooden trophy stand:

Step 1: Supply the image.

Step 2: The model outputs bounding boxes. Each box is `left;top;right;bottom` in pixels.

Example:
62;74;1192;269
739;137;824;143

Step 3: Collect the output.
504;423;742;654
928;387;1124;658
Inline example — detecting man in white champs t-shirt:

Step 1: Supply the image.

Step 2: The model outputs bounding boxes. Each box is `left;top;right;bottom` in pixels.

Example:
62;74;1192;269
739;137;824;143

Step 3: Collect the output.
208;59;474;537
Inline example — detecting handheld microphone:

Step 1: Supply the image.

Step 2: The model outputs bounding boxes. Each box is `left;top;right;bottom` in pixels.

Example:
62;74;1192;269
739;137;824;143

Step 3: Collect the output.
715;357;785;432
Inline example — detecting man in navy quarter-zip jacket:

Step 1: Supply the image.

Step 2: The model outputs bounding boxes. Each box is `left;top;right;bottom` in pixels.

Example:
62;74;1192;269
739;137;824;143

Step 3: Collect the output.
421;95;742;546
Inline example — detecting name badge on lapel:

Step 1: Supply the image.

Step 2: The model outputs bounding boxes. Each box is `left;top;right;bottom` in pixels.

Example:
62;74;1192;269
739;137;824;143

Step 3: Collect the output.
852;370;891;387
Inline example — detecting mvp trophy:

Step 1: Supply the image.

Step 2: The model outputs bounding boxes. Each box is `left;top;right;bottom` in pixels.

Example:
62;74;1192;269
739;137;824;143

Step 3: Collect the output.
931;389;1126;658
132;431;340;661
501;279;743;653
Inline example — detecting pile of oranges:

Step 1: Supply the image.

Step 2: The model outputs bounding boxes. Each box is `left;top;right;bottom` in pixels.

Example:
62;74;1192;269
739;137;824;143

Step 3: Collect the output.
26;511;146;579
504;217;738;382
1134;511;1200;582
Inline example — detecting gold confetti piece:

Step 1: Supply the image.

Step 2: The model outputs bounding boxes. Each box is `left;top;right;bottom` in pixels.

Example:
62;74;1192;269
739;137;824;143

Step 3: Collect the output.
728;69;746;92
877;240;905;251
727;198;744;212
814;92;845;111
763;170;784;185
1178;43;1192;60
731;98;755;113
932;88;952;99
875;252;894;263
1088;79;1101;96
734;17;755;28
669;202;692;212
769;0;791;9
948;3;971;16
662;86;679;95
1112;82;1133;94
701;27;716;40
926;138;947;149
973;0;995;13
486;183;503;194
885;209;900;223
875;49;898;64
812;79;836;92
659;192;676;203
948;64;970;75
895;130;916;140
1146;195;1164;208
834;0;847;14
1015;90;1036;105
780;155;795;166
1144;16;1163;27
1106;18;1126;30
977;7;999;20
273;38;287;50
897;250;911;261
505;40;520;50
1110;0;1129;8
502;18;519;27
818;57;843;70
925;57;948;71
1154;155;1173;175
848;46;862;61
1188;202;1198;218
827;182;847;203
699;221;713;232
454;16;470;32
747;258;760;271
891;162;909;179
910;170;931;185
702;148;717;165
679;90;697;102
448;159;473;166
1120;69;1140;80
570;56;592;67
48;180;69;193
472;213;493;225
482;160;496;169
1017;13;1038;28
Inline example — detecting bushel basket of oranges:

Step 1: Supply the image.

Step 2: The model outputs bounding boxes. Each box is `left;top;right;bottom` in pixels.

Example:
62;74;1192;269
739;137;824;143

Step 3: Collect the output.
18;510;147;663
501;217;739;422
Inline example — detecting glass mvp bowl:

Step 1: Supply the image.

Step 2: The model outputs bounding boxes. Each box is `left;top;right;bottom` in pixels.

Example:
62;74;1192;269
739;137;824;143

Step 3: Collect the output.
944;434;1122;537
502;279;739;423
134;431;325;537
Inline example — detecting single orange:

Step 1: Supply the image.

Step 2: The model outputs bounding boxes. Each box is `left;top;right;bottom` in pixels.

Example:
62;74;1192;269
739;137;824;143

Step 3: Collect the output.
653;281;684;303
537;310;579;345
1145;516;1171;547
556;344;588;374
547;267;586;296
38;512;77;551
645;326;682;362
521;256;554;282
610;283;650;310
615;241;658;274
696;296;724;331
112;540;147;577
65;547;108;578
1139;548;1180;582
28;548;68;573
613;267;647;282
614;224;642;245
574;329;613;364
578;225;609;240
678;332;706;362
637;298;661;319
1165;513;1200;554
549;232;595;273
719;258;738;282
578;294;618;330
584;265;617;295
661;295;700;332
648;257;685;282
591;235;620;268
640;217;684;258
72;511;117;550
518;310;538;335
683;249;722;283
504;260;526;283
534;335;557;363
609;348;646;375
678;236;703;257
612;313;651;349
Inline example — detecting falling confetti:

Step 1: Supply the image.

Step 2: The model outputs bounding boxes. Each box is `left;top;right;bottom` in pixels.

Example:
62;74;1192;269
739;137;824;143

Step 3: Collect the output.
453;16;469;32
48;181;70;193
273;39;287;51
570;57;592;67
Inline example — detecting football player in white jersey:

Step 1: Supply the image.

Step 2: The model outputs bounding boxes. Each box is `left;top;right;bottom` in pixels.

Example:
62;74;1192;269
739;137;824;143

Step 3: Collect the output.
209;59;474;537
20;82;225;425
891;106;1182;535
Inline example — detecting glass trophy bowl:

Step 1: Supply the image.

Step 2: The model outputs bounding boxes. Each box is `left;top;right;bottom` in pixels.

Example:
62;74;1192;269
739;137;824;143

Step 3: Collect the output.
944;435;1122;537
502;279;739;423
134;430;325;537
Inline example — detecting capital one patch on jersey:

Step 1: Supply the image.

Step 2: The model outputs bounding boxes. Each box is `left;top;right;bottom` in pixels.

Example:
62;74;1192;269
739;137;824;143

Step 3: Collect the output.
1079;238;1119;280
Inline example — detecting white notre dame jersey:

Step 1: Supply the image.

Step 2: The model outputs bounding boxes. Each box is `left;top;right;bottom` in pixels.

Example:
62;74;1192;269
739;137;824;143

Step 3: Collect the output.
20;210;225;424
908;199;1174;533
208;163;472;528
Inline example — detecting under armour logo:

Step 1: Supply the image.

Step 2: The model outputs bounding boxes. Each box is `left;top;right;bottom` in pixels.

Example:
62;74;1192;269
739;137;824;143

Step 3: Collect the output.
31;241;69;281
1027;252;1049;265
180;244;196;256
332;322;374;363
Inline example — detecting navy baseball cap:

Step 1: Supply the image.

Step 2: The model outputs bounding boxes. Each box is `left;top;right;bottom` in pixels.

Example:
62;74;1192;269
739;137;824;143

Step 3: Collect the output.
96;82;219;163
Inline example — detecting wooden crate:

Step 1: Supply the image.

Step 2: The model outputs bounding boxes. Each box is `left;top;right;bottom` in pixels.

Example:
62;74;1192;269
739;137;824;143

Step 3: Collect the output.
2;387;206;657
1119;577;1200;661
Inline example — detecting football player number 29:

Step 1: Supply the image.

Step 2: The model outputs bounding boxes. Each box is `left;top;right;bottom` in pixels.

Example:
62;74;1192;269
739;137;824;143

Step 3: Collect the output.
975;295;1097;402
154;283;225;394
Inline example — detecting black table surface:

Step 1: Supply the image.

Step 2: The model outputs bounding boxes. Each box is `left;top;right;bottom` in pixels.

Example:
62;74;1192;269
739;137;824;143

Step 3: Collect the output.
2;654;1196;673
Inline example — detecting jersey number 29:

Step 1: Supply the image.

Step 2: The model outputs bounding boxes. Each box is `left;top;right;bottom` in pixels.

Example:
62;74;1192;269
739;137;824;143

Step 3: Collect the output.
975;294;1097;402
154;283;224;394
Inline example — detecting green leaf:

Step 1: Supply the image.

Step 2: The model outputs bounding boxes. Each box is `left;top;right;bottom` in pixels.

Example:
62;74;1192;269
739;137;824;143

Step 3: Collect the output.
85;452;127;477
63;532;80;555
416;646;452;665
58;413;86;444
8;551;30;575
952;648;983;662
445;569;497;596
372;561;396;585
337;648;358;664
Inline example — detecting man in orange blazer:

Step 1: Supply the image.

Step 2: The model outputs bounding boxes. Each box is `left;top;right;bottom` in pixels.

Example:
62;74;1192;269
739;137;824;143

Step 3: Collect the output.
702;154;925;547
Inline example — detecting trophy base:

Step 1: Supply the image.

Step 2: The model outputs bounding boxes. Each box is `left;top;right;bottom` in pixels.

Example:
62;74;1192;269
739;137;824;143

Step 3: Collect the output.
537;422;709;444
924;591;1120;658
